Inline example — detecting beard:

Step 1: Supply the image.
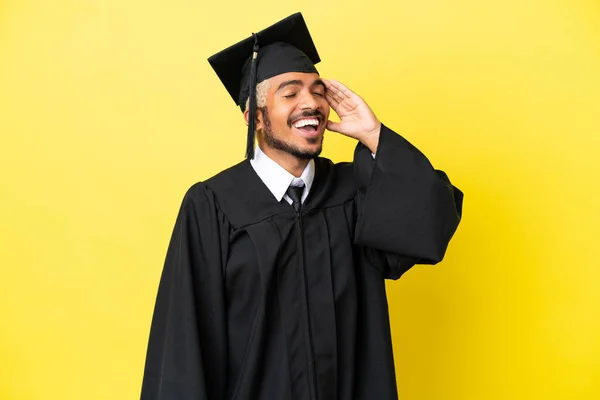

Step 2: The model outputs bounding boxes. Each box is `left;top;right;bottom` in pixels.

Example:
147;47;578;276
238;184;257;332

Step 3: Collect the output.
260;106;324;160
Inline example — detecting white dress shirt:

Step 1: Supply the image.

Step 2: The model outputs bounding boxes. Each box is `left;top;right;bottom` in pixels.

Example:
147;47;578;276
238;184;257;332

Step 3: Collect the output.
250;145;315;205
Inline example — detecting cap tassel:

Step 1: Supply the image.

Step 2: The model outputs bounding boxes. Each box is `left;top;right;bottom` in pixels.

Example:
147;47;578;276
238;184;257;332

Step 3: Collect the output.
246;34;259;159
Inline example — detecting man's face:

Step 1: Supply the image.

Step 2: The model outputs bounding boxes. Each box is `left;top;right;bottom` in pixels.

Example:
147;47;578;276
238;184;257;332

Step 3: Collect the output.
257;72;330;160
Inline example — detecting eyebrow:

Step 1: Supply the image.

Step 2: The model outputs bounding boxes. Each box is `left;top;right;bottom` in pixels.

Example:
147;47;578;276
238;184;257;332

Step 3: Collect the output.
313;79;326;91
276;79;326;92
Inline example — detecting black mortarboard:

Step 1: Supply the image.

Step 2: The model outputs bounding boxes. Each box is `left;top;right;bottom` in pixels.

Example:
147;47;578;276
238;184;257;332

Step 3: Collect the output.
208;13;321;159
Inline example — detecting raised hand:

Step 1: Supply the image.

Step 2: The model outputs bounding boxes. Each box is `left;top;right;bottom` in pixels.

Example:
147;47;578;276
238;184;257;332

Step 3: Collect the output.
324;79;381;151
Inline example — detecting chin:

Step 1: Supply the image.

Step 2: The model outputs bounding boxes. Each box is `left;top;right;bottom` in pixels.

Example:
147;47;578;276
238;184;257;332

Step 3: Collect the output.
262;122;324;160
302;144;323;159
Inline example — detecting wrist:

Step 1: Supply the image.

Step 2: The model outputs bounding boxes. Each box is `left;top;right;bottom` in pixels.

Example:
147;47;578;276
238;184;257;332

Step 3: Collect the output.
359;122;381;154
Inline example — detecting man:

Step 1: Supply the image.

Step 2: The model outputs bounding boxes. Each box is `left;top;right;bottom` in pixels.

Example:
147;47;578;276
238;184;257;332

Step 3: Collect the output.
141;13;463;400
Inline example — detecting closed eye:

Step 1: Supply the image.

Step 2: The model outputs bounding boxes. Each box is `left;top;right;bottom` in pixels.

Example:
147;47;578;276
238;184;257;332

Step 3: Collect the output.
283;93;297;99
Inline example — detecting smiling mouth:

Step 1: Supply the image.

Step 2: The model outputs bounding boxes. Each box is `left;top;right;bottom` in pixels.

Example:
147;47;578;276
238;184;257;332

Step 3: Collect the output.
292;117;321;134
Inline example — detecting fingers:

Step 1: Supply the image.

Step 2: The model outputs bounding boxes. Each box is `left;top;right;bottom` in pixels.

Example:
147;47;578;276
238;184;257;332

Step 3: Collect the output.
323;81;343;104
326;90;340;109
324;82;342;106
324;79;362;113
323;79;353;100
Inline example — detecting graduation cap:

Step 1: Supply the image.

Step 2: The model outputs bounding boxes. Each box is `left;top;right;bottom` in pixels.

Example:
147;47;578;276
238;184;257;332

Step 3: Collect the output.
208;12;321;159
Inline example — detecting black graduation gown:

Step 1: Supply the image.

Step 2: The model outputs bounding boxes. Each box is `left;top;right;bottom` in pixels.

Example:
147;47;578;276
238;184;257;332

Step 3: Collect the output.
141;124;463;400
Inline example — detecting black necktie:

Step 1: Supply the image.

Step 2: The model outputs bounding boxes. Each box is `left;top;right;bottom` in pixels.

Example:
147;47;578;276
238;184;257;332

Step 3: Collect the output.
286;185;304;213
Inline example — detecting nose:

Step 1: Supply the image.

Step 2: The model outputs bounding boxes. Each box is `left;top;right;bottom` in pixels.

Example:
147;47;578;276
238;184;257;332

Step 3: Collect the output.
298;89;319;110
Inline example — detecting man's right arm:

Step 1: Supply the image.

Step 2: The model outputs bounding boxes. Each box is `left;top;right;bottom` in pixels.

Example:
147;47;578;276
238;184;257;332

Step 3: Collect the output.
141;184;228;399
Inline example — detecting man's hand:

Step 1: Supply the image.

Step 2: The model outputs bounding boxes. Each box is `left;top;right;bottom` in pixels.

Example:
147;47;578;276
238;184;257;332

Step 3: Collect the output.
324;79;381;153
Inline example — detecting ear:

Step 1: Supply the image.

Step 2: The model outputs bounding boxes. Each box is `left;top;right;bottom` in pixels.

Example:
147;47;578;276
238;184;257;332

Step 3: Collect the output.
243;108;264;131
255;108;264;131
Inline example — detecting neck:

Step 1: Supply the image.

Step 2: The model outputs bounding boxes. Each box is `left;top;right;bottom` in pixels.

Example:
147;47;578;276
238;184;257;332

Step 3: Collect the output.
258;143;310;178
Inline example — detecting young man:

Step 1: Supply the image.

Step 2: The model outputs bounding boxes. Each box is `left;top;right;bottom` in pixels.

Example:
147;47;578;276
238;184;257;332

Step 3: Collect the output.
141;13;463;400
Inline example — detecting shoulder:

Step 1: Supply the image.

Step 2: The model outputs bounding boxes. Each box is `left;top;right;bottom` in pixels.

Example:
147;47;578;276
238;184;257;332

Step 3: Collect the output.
182;161;247;201
184;160;282;228
201;159;251;200
177;182;216;216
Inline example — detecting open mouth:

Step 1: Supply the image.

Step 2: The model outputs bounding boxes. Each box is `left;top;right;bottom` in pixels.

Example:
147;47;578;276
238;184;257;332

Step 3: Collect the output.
292;117;321;134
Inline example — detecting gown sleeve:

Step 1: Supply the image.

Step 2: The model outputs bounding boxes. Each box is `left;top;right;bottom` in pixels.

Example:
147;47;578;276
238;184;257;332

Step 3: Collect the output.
141;183;228;399
353;124;464;280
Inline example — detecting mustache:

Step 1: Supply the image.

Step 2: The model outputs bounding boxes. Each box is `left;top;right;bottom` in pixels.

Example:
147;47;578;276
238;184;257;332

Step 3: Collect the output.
287;110;325;127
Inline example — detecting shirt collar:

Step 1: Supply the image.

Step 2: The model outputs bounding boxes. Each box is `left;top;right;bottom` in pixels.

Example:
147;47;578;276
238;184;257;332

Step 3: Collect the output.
250;144;315;203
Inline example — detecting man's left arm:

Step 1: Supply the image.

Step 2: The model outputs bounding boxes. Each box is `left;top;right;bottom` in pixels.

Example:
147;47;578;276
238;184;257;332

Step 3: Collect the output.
354;124;463;271
325;79;464;279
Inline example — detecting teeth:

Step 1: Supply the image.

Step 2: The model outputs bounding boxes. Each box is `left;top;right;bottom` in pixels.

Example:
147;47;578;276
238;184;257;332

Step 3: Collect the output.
293;118;320;128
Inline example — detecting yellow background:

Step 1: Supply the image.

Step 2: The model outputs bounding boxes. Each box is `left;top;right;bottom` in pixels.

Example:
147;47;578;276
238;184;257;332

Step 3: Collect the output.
1;0;599;398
